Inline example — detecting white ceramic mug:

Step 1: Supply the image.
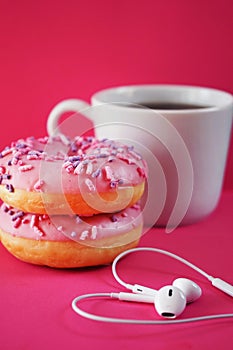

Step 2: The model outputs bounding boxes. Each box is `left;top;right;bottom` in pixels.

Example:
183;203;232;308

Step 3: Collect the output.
47;85;233;231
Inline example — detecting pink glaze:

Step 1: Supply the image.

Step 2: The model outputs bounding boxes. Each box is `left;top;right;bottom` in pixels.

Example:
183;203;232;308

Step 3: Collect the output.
0;136;147;194
0;203;142;242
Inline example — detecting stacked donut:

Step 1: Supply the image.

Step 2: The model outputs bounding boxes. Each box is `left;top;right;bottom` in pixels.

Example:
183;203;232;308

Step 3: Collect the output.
0;135;147;268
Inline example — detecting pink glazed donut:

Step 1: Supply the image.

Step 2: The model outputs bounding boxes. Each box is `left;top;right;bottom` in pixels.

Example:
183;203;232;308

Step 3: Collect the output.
0;202;143;268
0;136;147;215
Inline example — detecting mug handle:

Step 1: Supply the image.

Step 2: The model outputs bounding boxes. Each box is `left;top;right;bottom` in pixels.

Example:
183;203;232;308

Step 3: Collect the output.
47;99;92;136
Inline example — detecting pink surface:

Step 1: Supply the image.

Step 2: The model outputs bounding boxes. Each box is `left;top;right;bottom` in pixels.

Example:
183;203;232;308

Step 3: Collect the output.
0;0;232;190
0;1;233;349
0;191;233;350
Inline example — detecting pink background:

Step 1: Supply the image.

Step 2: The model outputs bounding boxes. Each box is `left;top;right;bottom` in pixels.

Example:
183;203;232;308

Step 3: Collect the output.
0;0;232;189
0;1;233;349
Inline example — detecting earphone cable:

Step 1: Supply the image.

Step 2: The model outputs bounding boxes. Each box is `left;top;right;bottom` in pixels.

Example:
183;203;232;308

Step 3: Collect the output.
72;293;233;324
71;247;233;324
111;247;214;291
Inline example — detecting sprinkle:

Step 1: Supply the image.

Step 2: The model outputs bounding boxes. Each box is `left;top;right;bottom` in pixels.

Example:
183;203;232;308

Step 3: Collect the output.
0;166;6;174
27;154;39;160
33;179;44;191
91;168;101;178
1;148;14;157
74;162;84;174
77;149;84;156
57;226;63;231
116;153;134;164
38;137;48;144
100;145;110;156
33;225;44;237
13;217;22;228
38;152;46;159
63;161;72;169
72;160;81;168
85;178;96;192
99;153;110;158
65;164;74;173
3;204;10;212
11;157;19;165
68;156;81;162
128;149;142;160
137;167;146;178
110;181;118;188
80;230;89;240
30;214;37;228
91;226;97;239
28;150;40;156
18;164;33;172
132;203;141;210
12;211;24;221
76;136;84;145
121;212;128;217
2;174;11;180
13;151;22;158
22;147;31;155
81;143;91;151
86;162;93;175
75;216;81;224
70;143;78;153
6;184;14;193
71;231;77;238
16;142;27;148
104;165;114;180
111;215;118;222
107;156;115;162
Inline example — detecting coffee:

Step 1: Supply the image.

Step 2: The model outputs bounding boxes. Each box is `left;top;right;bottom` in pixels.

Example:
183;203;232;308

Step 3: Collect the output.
130;102;211;110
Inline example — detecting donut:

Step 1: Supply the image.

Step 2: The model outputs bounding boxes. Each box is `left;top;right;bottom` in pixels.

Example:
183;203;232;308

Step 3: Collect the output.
0;202;143;268
0;136;147;216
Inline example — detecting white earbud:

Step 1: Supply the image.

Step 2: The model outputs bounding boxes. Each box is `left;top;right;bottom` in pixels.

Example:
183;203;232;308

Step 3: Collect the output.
111;278;202;319
154;279;202;318
172;278;202;303
154;285;186;318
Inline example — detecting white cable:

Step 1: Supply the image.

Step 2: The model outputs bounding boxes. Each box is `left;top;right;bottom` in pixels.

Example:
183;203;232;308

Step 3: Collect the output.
72;293;233;324
71;247;233;324
112;247;213;291
112;247;233;297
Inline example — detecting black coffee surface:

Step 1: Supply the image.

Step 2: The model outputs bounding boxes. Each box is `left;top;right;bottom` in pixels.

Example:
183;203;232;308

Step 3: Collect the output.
132;102;211;110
